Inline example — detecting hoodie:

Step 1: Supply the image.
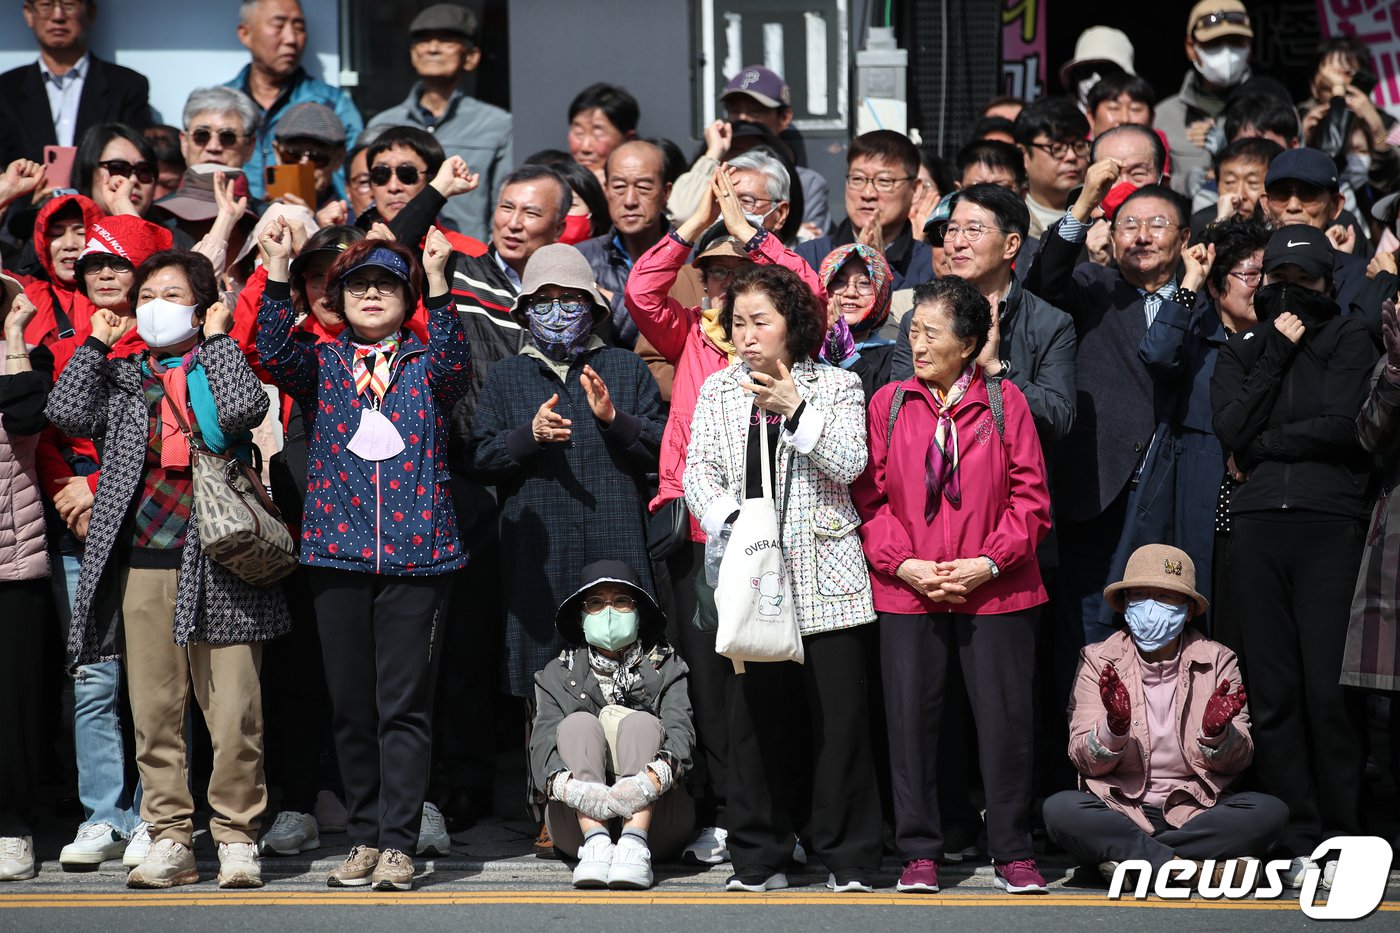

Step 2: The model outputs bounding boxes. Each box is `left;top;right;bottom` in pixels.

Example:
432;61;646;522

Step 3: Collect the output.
22;194;105;348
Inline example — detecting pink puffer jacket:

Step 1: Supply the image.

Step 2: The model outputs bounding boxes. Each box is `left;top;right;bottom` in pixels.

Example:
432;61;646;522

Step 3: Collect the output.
0;338;51;582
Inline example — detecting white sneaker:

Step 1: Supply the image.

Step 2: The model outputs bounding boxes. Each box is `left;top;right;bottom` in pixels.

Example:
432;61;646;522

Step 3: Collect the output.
314;790;348;834
1282;857;1318;889
0;837;35;881
683;826;730;864
726;869;789;892
416;802;451;857
607;835;654;889
123;823;152;867
127;838;198;888
1322;859;1337;891
217;842;263;889
260;811;320;856
60;821;127;867
572;834;615;889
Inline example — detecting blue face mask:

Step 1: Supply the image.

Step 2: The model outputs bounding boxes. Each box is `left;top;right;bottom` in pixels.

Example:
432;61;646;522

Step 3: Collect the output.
581;607;639;652
527;297;593;363
1124;598;1189;652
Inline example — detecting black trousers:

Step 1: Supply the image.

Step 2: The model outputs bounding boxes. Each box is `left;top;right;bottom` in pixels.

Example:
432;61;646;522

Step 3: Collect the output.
1043;790;1289;872
881;609;1038;861
0;580;48;836
725;627;883;874
674;541;733;827
1230;515;1367;856
307;566;450;854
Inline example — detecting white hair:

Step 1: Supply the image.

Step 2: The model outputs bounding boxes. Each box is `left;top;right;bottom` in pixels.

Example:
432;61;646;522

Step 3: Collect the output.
727;150;791;204
182;86;260;136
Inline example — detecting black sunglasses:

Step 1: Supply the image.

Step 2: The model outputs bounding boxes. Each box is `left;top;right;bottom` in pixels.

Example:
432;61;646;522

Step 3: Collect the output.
98;159;156;184
279;146;333;168
189;127;244;149
370;164;422;187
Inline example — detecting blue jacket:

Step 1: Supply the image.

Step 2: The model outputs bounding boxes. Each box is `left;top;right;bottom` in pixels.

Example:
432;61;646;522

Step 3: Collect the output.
1139;295;1228;435
255;280;472;575
225;65;364;201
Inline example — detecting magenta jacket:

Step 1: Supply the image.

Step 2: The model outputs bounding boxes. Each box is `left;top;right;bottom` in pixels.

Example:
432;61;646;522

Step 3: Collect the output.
851;370;1050;615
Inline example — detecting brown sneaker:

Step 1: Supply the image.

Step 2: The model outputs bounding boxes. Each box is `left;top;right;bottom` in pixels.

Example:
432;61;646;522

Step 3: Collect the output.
371;848;414;891
326;845;379;888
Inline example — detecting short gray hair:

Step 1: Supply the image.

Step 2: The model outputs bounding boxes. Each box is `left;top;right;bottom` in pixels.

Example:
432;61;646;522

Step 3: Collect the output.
727;150;790;204
182;86;260;136
498;164;572;222
240;0;302;26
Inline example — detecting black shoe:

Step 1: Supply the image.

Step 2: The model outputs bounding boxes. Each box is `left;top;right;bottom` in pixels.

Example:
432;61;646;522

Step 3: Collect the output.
440;788;491;832
726;866;788;892
942;821;984;863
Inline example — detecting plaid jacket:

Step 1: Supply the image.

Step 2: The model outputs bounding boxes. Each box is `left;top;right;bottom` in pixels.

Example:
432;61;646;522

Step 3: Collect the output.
1346;360;1400;691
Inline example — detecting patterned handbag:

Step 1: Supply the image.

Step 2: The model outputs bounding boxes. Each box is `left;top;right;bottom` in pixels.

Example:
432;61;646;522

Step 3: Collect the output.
164;397;297;586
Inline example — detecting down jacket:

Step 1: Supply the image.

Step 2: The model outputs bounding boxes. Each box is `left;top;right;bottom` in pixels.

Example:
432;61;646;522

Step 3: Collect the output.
0;339;52;581
46;334;290;666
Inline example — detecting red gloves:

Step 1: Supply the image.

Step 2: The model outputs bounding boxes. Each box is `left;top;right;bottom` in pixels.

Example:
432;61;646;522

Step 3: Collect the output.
1099;663;1131;736
1201;680;1247;737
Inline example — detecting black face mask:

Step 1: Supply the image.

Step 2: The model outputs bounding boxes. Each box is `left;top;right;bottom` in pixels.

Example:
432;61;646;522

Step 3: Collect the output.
1252;281;1338;326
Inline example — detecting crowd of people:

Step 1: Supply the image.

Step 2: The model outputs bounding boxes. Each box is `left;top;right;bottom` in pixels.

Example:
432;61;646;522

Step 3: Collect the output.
0;0;1398;898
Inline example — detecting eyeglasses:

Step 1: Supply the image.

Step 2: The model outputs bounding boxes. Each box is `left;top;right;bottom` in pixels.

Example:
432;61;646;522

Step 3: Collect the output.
846;173;915;193
370;164;423;187
583;595;637;614
1027;139;1091;161
28;0;84;14
1194;10;1249;35
98;160;156;184
279;147;333;168
189;127;245;149
1228;269;1262;287
831;276;875;295
526;297;591;316
1113;215;1179;237
343;276;402;297
939;222;1004;243
702;266;737;283
735;194;773;212
350;172;372;192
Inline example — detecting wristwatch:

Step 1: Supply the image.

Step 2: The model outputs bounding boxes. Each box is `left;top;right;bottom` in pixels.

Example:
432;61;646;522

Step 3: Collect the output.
983;556;1000;579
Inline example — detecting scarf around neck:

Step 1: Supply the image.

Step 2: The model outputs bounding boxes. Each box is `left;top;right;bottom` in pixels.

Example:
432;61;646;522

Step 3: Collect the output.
351;332;401;404
924;363;977;523
588;642;645;707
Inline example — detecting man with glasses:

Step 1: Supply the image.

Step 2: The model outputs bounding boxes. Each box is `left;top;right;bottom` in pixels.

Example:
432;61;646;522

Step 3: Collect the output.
180;86;260;172
225;0;363;201
366;3;512;243
0;0;151;166
1155;1;1254;197
1013;97;1090;239
271;102;345;210
796;130;932;290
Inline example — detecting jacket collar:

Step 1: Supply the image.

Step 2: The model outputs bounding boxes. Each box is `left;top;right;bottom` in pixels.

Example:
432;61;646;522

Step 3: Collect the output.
831;219;915;269
894;366;989;411
1092;627;1214;671
717;355;821;389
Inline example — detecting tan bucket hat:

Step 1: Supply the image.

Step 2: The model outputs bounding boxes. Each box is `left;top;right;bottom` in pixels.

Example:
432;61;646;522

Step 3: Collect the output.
1103;544;1208;618
509;242;609;326
697;234;746;263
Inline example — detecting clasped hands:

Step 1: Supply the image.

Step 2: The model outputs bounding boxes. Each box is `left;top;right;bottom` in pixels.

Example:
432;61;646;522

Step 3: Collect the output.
895;557;992;604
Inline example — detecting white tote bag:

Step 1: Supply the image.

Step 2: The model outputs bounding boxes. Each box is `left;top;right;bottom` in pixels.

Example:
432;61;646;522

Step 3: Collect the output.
714;419;804;672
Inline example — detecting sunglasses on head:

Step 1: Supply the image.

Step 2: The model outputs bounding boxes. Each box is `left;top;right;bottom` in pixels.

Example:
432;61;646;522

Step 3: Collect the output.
98;160;156;184
369;164;423;187
1194;10;1249;33
189;127;244;149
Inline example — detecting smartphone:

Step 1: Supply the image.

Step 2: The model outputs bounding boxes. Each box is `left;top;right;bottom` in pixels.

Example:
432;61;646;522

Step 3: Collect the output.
43;145;77;190
264;162;318;206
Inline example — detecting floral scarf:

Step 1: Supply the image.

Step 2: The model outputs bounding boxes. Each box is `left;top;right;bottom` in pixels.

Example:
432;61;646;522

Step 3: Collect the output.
925;363;977;523
588;642;646;708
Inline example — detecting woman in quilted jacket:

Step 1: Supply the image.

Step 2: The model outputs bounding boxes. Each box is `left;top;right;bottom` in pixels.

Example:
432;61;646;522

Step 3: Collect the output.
683;264;881;894
255;221;472;893
46;249;289;891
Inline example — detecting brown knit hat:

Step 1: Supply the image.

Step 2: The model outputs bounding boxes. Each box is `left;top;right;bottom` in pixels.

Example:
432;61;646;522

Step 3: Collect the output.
1103;544;1208;618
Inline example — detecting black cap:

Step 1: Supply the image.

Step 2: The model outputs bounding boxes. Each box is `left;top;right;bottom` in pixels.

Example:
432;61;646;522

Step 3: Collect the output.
409;3;479;42
1265;147;1339;193
1262;224;1335;281
553;560;665;648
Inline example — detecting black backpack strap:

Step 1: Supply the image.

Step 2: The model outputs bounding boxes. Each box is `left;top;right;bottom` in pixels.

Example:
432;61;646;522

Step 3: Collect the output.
885;385;907;446
985;372;1005;441
51;286;74;339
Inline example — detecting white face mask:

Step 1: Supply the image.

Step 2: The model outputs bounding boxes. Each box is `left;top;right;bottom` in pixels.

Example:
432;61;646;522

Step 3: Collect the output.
135;298;200;349
1194;43;1249;88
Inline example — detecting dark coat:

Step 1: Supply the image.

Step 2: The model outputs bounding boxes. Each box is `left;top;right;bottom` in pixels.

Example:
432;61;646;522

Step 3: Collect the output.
577;228;646;350
46;335;289;666
0;56;151;165
797;219;933;291
466;345;665;695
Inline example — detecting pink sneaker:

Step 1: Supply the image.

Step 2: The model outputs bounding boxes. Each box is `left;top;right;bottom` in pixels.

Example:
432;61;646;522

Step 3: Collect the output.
896;858;939;893
993;858;1048;894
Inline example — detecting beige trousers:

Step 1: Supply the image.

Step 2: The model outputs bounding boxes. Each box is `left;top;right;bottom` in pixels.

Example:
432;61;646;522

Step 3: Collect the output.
120;567;267;846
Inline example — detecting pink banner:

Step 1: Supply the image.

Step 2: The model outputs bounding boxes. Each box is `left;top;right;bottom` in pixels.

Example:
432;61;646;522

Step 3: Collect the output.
1317;0;1400;116
1003;0;1048;100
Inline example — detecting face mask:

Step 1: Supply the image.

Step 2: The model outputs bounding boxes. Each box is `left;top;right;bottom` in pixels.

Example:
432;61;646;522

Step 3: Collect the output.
527;299;593;362
560;213;593;245
1194;43;1249;88
135;298;200;349
1253;281;1336;325
1124;598;1189;652
1342;152;1371;191
1077;73;1102;111
582;607;639;652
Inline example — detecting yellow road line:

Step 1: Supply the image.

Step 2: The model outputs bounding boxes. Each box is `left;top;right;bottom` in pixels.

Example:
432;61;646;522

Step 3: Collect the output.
0;891;1394;909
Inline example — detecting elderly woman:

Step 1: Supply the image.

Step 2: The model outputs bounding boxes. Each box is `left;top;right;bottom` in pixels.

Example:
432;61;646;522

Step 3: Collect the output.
685;264;881;894
531;560;695;890
851;276;1051;896
0;291;51;882
1044;545;1286;883
1211;224;1378;887
817;244;896;399
467;244;665;698
256;223;471;892
623;162;824;864
46;249;289;890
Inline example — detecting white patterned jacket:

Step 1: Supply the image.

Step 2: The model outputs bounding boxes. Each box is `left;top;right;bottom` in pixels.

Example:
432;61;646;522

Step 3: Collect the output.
684;358;876;636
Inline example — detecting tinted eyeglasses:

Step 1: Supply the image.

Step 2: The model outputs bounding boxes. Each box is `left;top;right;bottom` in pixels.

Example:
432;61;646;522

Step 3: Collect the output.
98;160;156;184
280;147;333;168
369;164;423;187
344;275;402;297
189;127;245;149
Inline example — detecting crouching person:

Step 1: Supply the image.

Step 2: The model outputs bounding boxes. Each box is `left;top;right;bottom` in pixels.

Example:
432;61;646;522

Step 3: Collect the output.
531;560;695;890
1043;545;1287;884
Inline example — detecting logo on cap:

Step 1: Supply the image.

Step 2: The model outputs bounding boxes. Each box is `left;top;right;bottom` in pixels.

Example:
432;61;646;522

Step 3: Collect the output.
1286;240;1310;248
740;70;760;89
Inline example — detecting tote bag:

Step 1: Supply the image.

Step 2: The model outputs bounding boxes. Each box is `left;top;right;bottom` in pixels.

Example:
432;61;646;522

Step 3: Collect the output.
714;418;804;672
